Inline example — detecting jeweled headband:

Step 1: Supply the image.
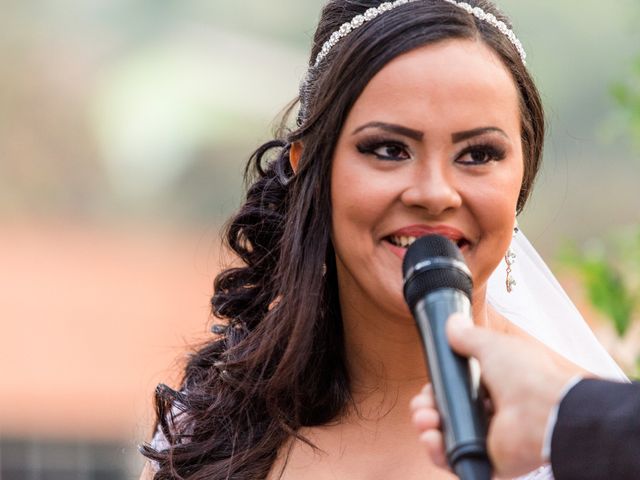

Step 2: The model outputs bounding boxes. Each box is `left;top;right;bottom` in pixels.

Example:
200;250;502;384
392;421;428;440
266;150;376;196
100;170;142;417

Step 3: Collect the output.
313;0;526;69
298;0;527;123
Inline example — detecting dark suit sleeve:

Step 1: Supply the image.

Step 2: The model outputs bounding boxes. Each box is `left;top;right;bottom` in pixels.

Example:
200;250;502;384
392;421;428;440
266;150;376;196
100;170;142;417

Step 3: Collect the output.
550;378;640;480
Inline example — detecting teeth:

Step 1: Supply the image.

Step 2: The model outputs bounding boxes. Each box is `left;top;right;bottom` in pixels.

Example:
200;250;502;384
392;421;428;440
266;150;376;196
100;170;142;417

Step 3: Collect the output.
389;235;467;249
390;235;417;248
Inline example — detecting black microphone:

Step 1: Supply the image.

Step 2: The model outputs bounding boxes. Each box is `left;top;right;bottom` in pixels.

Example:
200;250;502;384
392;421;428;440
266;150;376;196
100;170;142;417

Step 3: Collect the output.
402;235;491;480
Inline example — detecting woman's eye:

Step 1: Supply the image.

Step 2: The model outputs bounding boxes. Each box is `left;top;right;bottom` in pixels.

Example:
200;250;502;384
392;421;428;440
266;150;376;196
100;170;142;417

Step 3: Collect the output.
457;145;506;165
357;141;410;161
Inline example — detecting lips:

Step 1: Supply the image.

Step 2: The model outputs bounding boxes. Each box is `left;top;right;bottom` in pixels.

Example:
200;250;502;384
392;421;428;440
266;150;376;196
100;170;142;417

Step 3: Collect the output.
384;225;471;251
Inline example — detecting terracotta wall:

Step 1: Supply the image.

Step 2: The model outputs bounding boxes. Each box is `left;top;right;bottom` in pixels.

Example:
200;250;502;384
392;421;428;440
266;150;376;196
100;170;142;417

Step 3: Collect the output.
1;222;222;444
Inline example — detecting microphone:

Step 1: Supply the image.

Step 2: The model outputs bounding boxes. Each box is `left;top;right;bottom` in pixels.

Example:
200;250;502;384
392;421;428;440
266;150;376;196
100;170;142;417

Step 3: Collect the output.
402;235;491;480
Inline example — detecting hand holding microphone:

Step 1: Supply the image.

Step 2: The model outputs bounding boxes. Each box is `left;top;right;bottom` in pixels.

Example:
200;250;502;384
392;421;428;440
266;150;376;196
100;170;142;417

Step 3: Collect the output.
404;235;585;479
410;314;584;478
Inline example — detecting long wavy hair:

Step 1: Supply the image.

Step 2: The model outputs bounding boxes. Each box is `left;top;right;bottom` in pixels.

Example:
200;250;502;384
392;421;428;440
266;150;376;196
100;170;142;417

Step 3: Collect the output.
141;1;545;478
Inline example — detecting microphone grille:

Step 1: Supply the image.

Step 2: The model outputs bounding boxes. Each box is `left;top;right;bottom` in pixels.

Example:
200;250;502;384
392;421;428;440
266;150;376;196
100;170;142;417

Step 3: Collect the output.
402;235;472;309
402;234;464;274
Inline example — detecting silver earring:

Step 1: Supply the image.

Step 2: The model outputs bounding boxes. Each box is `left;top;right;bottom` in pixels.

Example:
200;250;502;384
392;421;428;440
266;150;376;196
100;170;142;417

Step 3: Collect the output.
505;223;518;293
505;248;516;292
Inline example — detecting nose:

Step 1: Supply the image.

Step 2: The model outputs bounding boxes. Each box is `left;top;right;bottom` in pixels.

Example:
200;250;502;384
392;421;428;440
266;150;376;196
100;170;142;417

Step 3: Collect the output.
399;159;462;215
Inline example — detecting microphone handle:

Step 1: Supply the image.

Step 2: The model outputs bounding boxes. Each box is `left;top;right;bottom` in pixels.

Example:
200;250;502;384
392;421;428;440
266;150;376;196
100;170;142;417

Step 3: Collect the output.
413;289;492;480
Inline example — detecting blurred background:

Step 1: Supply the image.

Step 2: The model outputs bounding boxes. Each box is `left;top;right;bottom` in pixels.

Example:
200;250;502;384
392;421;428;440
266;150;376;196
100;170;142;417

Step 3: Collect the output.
1;1;638;478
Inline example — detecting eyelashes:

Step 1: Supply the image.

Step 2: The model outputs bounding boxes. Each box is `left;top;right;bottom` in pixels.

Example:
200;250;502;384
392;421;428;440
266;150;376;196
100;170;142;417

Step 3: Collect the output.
356;137;411;161
457;144;507;165
355;136;507;165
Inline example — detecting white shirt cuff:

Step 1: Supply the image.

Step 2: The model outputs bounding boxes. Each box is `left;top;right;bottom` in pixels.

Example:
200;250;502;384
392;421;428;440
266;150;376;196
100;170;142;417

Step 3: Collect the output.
541;375;583;462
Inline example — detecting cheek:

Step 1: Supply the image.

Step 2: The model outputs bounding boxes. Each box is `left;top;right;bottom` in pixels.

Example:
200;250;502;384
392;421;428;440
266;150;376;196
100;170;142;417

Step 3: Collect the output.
331;160;362;237
485;156;524;216
468;164;523;272
330;155;396;240
330;156;370;261
484;176;520;225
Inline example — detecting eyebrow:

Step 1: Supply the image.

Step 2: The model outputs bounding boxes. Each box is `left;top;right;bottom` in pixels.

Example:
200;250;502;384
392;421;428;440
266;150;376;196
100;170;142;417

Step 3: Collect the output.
351;122;424;141
451;127;509;143
352;122;508;143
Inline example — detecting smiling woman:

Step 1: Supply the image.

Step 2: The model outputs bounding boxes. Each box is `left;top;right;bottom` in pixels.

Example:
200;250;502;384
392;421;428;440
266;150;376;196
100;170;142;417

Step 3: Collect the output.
139;1;621;479
330;40;524;333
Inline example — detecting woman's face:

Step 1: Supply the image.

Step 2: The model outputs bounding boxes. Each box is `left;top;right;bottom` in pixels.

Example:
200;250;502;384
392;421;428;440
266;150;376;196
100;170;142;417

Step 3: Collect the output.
330;38;524;320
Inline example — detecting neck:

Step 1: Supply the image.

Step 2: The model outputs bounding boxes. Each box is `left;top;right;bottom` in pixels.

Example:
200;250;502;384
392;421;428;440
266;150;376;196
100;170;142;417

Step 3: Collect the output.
340;285;489;421
341;302;426;423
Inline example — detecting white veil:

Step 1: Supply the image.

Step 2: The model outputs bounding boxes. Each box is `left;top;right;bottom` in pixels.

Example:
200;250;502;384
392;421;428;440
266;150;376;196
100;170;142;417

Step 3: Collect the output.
487;229;627;480
487;229;626;380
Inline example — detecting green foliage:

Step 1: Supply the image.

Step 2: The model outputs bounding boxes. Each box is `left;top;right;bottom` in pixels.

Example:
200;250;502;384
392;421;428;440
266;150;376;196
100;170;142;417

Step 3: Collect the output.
611;55;640;152
564;43;640;342
559;228;640;337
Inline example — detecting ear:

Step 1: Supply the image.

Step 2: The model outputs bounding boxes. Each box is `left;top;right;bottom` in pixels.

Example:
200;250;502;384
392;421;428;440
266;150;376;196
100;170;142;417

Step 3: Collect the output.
289;141;303;173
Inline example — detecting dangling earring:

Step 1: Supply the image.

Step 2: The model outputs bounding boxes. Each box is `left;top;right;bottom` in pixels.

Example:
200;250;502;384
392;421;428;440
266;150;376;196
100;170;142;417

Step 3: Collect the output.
505;221;519;293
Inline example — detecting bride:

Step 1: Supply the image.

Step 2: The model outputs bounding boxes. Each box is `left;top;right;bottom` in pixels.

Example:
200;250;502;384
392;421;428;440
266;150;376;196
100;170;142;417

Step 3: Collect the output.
141;1;624;479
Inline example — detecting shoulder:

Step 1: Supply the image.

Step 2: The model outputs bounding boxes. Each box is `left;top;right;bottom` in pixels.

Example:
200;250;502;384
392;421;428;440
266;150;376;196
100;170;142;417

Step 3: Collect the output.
139;461;156;480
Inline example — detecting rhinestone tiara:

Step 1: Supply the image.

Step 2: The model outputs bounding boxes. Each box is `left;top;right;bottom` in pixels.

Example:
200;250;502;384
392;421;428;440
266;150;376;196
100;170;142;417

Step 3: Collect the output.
312;0;527;69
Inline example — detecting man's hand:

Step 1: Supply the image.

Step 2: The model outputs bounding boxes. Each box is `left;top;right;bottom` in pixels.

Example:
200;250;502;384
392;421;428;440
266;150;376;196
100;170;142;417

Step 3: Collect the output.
410;314;584;478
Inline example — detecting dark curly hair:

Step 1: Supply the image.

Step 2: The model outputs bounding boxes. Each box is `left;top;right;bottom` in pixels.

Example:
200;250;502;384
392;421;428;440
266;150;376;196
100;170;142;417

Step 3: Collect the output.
140;1;545;478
